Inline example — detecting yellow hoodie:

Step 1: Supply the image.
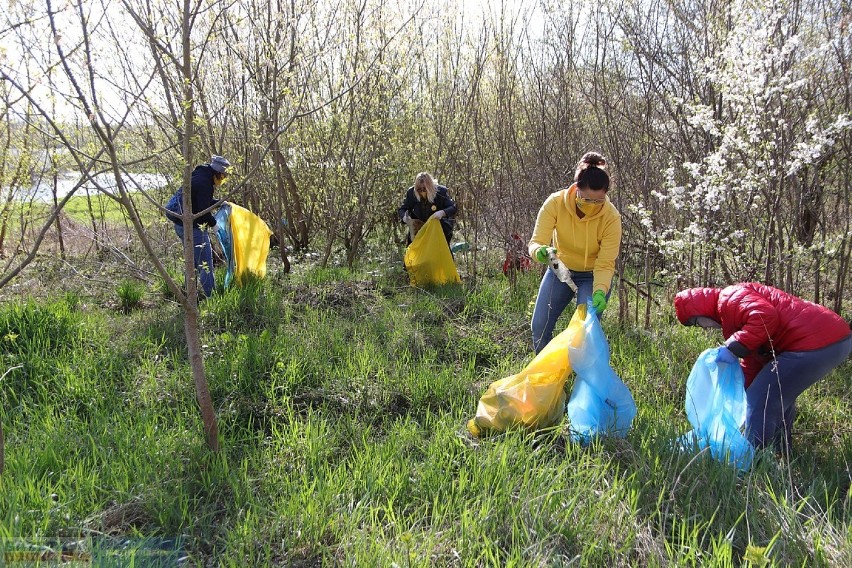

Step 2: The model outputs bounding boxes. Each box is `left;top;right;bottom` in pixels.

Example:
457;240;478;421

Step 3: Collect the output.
527;184;622;294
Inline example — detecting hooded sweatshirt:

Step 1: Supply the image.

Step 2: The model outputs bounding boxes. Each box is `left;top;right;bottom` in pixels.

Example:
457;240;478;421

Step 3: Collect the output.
527;184;622;293
165;164;221;227
674;283;851;386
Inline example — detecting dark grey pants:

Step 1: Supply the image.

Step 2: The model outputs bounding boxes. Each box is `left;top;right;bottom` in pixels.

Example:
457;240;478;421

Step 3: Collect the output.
746;334;852;453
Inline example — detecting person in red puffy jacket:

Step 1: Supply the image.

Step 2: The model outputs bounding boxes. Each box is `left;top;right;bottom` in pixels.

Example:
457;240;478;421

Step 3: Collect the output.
675;283;851;454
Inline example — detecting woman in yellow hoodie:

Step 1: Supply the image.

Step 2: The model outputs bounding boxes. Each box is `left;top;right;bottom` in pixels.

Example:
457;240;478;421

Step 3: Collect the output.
528;152;622;353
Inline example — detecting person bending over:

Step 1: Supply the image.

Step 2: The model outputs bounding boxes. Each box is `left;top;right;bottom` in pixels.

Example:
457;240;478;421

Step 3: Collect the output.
398;172;457;246
675;282;851;455
165;155;230;298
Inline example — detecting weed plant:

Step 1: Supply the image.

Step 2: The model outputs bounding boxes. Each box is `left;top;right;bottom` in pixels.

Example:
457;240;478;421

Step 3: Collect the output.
116;279;146;313
1;264;851;566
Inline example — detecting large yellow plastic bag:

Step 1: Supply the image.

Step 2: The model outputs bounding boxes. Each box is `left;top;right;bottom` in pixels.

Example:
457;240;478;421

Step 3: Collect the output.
566;303;637;443
230;203;273;281
467;306;586;437
404;217;460;286
214;202;273;288
678;348;754;470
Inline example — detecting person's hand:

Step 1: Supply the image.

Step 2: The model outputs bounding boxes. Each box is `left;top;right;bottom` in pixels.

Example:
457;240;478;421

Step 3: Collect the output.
592;290;607;314
430;210;446;220
714;346;739;365
535;246;557;263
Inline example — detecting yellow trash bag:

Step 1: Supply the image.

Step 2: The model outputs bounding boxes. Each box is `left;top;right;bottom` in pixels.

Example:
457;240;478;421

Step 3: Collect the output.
216;202;272;288
467;305;587;437
404;217;461;286
229;202;273;281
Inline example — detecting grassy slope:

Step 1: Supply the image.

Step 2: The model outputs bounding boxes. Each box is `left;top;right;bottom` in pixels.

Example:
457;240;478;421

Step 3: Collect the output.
0;260;850;566
5;192;161;230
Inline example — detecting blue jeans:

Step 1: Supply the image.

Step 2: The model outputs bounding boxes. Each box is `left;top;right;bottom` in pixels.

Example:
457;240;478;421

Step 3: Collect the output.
531;268;596;353
746;333;852;452
174;223;215;298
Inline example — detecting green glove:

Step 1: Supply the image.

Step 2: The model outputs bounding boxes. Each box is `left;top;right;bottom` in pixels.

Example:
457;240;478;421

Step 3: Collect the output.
535;246;556;264
592;290;607;314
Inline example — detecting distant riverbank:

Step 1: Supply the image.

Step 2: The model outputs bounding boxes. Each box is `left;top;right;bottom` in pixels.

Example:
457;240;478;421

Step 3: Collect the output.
24;172;169;202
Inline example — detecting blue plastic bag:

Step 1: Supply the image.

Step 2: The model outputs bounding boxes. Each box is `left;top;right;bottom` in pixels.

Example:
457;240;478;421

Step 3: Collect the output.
214;203;235;289
566;303;637;443
678;348;754;470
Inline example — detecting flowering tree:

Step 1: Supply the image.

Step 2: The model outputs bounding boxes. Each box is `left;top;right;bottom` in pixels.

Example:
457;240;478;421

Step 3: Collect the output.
627;0;851;306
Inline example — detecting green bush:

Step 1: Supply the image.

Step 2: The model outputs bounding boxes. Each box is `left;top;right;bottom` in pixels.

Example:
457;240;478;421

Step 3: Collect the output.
0;300;81;356
116;279;146;313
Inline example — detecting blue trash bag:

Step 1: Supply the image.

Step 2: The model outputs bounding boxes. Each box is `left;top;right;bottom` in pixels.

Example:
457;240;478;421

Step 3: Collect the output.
677;348;754;470
566;302;637;443
214;203;235;289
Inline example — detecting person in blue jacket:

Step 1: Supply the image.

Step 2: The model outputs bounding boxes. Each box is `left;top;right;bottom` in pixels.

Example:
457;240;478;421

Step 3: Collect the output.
398;172;457;246
165;155;230;298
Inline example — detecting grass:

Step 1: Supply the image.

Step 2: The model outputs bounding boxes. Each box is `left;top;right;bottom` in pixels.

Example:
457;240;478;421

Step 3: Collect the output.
1;260;851;565
2;191;162;232
116;279;146;313
61;192;151;224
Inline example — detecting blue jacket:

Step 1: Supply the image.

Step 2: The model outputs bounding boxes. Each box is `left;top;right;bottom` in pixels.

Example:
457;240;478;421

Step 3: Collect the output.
397;184;457;243
165;164;221;227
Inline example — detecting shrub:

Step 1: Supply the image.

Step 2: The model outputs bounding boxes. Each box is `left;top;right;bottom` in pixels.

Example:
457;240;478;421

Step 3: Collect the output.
116;279;146;313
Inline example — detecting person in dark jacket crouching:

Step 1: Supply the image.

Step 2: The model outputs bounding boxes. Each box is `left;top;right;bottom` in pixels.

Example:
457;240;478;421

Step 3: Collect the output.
398;172;457;246
675;283;852;455
165;155;230;298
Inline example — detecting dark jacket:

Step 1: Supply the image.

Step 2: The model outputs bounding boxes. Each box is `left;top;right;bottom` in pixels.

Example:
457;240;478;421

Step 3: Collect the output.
675;283;851;386
397;184;457;243
165;164;221;227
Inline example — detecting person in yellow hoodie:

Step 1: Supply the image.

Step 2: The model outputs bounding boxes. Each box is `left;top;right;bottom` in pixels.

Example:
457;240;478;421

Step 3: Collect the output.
528;152;622;353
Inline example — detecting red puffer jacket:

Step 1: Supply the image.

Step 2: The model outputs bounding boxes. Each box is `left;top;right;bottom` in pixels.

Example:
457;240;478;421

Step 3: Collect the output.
675;283;851;387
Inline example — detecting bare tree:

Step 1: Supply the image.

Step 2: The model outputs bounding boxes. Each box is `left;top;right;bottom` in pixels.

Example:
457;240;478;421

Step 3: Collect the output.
3;0;850;329
1;0;223;449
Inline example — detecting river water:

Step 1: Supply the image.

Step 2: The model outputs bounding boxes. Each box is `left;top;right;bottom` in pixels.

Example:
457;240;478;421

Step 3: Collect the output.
23;172;169;202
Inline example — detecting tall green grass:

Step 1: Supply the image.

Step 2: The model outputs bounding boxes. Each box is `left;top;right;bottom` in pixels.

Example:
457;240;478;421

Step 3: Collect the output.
116;279;146;313
1;265;851;565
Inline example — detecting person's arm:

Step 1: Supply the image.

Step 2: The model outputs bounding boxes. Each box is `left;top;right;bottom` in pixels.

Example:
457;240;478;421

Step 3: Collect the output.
436;186;457;218
723;292;780;355
592;213;622;294
398;187;416;223
527;194;558;258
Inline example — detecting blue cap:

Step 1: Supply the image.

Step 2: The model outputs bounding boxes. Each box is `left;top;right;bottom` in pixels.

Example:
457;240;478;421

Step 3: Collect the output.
210;155;230;173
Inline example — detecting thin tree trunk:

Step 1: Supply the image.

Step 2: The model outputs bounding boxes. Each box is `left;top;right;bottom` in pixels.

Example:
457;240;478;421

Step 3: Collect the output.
0;184;22;258
644;242;652;329
813;250;821;305
179;0;219;452
184;307;219;450
835;233;850;314
52;170;66;259
84;188;100;256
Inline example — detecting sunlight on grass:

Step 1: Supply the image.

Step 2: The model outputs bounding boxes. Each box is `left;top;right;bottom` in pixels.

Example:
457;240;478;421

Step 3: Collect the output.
2;267;851;565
